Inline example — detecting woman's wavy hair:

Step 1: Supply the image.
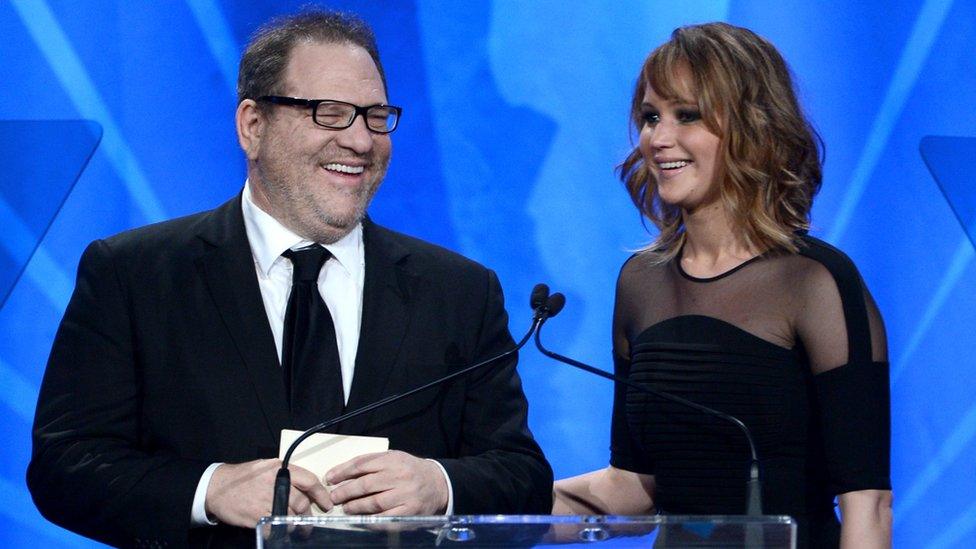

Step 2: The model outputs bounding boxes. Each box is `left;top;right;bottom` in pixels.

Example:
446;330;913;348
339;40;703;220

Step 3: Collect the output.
619;22;823;261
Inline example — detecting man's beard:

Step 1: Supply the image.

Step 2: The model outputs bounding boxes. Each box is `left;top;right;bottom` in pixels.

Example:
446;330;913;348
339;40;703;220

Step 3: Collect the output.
302;181;377;243
255;154;387;244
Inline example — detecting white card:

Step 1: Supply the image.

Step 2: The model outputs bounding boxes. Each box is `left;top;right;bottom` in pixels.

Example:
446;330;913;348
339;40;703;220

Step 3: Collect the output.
279;429;390;515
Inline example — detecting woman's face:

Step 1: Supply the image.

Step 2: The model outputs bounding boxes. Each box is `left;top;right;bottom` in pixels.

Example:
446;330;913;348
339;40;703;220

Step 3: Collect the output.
638;76;722;213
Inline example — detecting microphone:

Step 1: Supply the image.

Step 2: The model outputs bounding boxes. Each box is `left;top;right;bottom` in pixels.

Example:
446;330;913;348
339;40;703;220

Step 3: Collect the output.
271;283;557;517
530;283;549;312
530;284;566;323
533;292;763;516
544;293;565;318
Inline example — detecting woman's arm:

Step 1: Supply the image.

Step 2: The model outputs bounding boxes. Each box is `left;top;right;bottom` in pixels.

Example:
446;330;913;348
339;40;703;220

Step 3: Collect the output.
839;489;893;549
794;243;893;547
552;466;655;515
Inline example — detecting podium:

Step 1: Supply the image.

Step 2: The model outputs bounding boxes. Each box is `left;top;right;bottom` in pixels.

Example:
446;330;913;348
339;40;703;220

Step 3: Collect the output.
256;514;796;547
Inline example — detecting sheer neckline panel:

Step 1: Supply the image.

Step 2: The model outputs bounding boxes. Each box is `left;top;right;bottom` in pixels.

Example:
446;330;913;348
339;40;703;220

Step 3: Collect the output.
676;252;767;282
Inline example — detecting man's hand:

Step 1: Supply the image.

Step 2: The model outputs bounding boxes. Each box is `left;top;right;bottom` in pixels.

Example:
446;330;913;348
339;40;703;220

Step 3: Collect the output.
206;459;332;528
325;450;448;515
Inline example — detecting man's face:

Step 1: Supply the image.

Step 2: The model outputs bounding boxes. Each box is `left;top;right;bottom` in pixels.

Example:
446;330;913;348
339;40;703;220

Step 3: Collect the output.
243;41;391;243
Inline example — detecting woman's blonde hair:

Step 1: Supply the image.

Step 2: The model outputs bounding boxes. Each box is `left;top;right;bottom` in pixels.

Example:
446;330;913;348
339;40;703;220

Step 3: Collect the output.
619;22;822;261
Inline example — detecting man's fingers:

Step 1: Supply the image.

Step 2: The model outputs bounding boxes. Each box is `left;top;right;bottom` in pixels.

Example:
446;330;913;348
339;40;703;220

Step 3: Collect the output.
288;464;323;489
287;464;332;511
305;481;333;511
325;451;389;484
340;492;394;515
305;451;444;516
288;489;312;515
377;504;411;517
207;459;293;527
330;470;400;505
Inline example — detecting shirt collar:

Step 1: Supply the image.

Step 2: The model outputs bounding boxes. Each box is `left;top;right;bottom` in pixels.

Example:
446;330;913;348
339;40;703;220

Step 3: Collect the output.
241;180;363;277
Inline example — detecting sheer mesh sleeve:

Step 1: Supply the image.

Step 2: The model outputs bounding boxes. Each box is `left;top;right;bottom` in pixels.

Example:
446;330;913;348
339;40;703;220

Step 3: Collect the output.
609;256;655;474
796;237;891;494
609;353;655;474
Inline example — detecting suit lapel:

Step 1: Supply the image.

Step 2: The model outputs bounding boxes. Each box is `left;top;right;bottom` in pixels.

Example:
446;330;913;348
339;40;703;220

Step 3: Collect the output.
341;219;412;435
194;196;289;442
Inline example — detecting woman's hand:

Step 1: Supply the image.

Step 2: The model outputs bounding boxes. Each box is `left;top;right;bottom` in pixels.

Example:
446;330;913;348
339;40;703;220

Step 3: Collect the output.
552;466;655;515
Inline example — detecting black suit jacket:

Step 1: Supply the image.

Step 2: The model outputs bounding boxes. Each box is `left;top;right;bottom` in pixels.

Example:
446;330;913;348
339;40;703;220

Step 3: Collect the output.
27;196;552;547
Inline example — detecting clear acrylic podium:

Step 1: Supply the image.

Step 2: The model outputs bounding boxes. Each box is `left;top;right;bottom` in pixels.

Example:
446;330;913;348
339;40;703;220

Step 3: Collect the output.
257;514;796;547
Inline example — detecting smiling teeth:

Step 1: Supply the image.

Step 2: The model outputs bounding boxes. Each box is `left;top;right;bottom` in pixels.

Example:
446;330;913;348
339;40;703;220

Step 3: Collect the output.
659;161;690;169
324;163;365;174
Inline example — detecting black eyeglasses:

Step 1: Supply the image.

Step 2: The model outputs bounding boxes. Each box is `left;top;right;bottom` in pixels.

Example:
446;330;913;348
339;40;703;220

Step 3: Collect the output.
257;96;402;134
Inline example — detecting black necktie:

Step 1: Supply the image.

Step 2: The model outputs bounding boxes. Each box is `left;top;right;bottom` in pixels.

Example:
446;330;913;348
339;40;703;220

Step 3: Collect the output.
281;246;345;430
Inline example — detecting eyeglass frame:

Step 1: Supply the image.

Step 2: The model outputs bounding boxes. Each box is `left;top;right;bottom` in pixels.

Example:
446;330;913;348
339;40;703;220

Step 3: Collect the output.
256;95;402;134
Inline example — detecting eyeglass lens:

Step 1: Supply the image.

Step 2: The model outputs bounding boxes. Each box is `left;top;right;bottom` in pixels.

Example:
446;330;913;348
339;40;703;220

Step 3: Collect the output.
314;102;398;132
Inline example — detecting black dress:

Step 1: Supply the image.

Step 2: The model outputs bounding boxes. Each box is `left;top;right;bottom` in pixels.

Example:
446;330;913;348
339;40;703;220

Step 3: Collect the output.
610;235;891;548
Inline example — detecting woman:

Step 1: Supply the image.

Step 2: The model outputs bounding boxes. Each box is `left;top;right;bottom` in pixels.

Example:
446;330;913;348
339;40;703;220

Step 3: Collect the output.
552;23;892;548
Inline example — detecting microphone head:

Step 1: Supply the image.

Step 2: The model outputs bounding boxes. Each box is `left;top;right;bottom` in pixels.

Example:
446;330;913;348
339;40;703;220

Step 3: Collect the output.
530;283;550;310
546;293;566;318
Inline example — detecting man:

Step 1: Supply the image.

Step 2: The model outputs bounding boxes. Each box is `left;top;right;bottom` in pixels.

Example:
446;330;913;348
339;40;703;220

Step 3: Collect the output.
27;10;552;547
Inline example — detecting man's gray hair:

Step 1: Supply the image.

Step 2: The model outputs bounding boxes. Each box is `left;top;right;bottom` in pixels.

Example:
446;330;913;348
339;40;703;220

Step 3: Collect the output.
237;9;387;104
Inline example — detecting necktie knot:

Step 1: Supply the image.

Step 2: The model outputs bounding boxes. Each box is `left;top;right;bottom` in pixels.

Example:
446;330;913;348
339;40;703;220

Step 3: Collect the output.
283;246;329;283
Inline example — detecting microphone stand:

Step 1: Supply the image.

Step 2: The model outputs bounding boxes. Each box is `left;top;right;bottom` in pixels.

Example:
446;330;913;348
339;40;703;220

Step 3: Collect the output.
534;301;763;517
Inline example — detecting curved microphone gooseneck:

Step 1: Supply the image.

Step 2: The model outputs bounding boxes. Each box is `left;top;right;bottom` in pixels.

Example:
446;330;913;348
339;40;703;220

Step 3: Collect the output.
270;283;558;517
534;290;763;516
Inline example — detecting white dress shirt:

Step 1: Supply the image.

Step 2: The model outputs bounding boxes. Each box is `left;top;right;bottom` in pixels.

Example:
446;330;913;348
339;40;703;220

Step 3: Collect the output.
241;182;365;396
190;183;452;525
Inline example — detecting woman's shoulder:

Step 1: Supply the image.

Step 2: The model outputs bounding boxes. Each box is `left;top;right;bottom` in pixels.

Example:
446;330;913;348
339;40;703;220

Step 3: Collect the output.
787;235;883;360
795;233;862;274
618;250;671;278
786;233;867;295
617;250;674;289
615;251;673;303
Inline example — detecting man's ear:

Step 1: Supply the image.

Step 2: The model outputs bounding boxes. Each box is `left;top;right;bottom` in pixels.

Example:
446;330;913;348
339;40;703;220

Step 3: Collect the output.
236;99;264;161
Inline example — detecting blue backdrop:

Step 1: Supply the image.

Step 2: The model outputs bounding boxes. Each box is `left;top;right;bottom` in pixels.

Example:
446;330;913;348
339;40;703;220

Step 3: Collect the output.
1;1;974;547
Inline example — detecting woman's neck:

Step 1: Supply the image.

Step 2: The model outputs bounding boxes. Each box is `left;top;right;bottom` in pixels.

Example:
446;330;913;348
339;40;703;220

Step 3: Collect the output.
680;204;761;278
